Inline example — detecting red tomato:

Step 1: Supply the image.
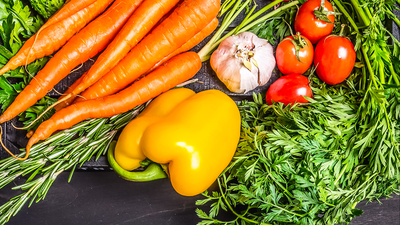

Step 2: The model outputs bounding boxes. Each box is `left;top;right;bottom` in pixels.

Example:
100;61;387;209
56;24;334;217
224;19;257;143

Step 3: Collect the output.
266;74;313;105
276;35;314;74
314;35;356;85
294;0;335;44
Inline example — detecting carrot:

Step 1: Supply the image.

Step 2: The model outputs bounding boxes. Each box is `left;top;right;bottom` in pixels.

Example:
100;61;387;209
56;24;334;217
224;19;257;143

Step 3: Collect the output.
148;18;218;73
54;17;218;113
61;18;217;110
56;5;217;113
0;0;143;124
147;0;184;34
0;0;113;76
23;52;201;160
70;0;181;97
54;0;182;111
76;0;220;102
39;0;98;31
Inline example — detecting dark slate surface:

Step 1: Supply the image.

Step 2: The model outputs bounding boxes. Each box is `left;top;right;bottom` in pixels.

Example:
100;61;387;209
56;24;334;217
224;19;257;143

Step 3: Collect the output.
0;1;400;225
0;172;399;225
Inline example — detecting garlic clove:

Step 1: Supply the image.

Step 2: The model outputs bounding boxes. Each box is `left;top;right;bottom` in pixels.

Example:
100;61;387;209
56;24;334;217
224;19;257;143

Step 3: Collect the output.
211;32;275;93
251;35;276;86
239;66;259;93
211;55;243;92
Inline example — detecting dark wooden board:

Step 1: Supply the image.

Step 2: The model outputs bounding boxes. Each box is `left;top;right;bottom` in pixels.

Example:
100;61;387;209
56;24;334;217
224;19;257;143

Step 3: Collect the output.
0;1;399;224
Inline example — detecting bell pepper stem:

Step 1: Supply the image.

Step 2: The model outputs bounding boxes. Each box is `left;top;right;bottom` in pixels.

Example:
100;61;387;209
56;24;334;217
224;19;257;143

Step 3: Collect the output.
107;141;167;182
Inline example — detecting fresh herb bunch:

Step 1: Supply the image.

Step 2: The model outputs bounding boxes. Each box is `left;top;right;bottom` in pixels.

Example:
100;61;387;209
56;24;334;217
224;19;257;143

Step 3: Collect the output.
0;104;146;225
0;0;44;59
330;0;400;178
197;0;400;224
196;78;400;225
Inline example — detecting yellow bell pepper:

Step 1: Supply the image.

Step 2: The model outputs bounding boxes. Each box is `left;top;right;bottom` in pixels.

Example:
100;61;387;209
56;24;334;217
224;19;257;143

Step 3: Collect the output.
114;88;241;196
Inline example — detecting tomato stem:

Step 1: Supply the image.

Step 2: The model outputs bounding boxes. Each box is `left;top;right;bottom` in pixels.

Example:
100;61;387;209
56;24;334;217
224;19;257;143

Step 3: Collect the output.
314;0;340;23
339;24;346;37
290;33;307;63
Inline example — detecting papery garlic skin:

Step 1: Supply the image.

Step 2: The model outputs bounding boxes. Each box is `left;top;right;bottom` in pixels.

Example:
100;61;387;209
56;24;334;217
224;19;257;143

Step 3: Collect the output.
210;32;276;93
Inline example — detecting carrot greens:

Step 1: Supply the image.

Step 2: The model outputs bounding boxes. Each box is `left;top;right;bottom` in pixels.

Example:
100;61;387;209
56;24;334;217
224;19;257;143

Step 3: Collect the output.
197;78;400;225
197;0;300;61
29;0;65;19
196;0;400;224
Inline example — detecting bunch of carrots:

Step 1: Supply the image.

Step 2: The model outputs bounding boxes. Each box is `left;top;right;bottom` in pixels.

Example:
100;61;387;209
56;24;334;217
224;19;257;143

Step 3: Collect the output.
0;0;221;160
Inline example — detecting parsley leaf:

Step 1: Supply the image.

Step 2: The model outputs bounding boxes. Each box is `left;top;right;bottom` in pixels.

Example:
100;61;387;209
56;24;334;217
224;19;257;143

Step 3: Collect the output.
29;0;65;19
0;75;22;111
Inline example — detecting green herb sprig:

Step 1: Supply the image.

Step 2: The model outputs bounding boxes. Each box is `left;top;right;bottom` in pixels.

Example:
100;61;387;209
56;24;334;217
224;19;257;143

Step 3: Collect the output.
0;104;146;225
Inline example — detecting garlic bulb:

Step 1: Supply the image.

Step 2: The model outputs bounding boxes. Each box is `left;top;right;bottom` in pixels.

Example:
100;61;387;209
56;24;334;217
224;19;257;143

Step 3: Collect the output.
210;32;276;93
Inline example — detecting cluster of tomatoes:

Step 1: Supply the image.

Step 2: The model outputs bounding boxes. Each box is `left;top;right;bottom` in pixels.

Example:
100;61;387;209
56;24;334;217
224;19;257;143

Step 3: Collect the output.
266;0;356;105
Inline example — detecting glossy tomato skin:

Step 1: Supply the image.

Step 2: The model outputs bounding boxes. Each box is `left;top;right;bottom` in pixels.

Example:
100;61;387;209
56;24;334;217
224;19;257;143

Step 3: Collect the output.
266;74;313;105
276;35;314;74
294;0;335;44
314;35;356;85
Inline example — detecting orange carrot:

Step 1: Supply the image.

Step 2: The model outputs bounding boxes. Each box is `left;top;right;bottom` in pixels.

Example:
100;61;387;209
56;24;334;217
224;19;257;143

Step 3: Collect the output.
54;0;181;111
0;0;113;76
148;18;218;72
61;18;217;110
40;0;98;31
71;0;181;97
147;0;184;34
77;0;220;102
24;52;201;160
0;0;143;124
